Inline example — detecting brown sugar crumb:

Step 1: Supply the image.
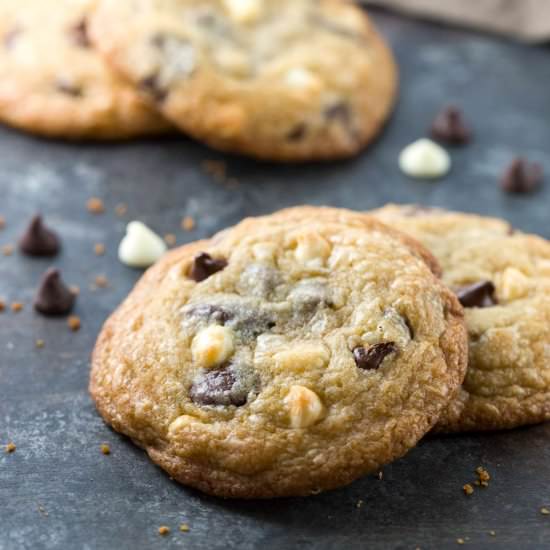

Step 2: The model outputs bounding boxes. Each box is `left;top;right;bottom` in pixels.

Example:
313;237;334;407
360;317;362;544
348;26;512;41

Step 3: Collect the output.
202;159;227;182
5;442;16;453
181;216;195;231
456;539;465;545
2;244;14;256
475;466;490;487
225;177;240;190
94;275;109;289
11;302;23;312
94;243;105;256
100;444;111;455
179;523;190;532
87;197;104;214
115;203;128;217
0;299;5;312
70;285;80;296
541;507;550;515
356;499;364;508
35;339;45;349
164;233;177;246
68;315;81;331
463;483;474;496
0;216;5;229
37;504;49;517
158;526;170;536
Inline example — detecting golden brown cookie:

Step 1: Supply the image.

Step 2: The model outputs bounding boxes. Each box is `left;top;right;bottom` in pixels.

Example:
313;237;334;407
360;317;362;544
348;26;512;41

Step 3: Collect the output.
90;207;467;498
0;0;170;140
372;204;550;432
90;0;397;160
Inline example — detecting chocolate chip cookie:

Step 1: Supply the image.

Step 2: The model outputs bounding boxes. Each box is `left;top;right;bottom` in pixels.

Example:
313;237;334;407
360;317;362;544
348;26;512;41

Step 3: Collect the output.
89;0;397;161
90;207;467;498
373;204;550;432
0;0;169;139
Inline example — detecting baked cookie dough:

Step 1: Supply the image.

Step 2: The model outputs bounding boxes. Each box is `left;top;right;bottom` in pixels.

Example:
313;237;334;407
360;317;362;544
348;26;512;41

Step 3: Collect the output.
373;204;550;432
90;207;467;498
90;0;397;160
0;0;169;139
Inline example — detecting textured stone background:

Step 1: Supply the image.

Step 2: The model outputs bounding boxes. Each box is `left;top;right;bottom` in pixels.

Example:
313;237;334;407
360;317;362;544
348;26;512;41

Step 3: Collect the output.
1;10;550;550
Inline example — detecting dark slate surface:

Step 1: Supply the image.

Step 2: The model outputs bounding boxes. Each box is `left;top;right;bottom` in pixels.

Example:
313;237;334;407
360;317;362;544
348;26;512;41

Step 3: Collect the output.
1;10;550;550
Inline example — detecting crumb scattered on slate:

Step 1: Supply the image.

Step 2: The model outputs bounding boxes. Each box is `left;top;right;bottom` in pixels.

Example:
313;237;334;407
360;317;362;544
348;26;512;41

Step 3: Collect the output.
5;442;16;453
378;471;383;480
0;216;5;229
2;244;14;256
456;538;465;545
356;499;364;508
70;285;80;296
463;483;474;496
181;216;195;231
541;507;550;515
115;203;128;217
476;466;490;487
164;233;176;246
100;444;111;455
87;197;105;214
94;243;105;256
202;159;226;182
489;531;496;536
35;339;45;349
68;315;81;331
158;526;170;536
179;523;190;532
37;504;49;517
11;302;23;312
94;275;109;289
0;299;5;312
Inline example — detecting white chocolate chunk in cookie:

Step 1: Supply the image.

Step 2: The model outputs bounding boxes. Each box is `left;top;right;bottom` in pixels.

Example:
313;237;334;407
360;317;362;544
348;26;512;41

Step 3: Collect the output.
294;232;331;268
118;221;167;268
496;267;531;302
275;342;329;373
222;0;263;24
192;325;235;368
399;138;450;179
252;242;277;262
285;385;324;428
214;48;252;77
285;68;321;91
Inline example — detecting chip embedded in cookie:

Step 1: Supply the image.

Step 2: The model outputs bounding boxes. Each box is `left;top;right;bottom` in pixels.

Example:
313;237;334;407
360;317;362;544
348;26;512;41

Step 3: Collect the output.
89;0;397;160
372;204;550;432
0;0;169;139
90;207;467;498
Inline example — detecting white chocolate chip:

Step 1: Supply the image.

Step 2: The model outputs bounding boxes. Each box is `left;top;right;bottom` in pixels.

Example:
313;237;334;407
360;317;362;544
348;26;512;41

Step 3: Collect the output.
214;48;251;77
294;233;331;268
496;267;531;302
399;138;450;179
285;68;321;91
285;385;324;429
191;325;234;368
275;342;329;373
222;0;263;24
118;221;167;268
168;414;196;436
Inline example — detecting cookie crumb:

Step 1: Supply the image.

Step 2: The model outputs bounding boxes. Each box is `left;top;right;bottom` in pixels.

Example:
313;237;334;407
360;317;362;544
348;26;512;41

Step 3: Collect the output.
225;177;240;189
70;285;80;296
100;444;111;455
2;244;14;256
0;216;5;229
11;302;23;312
541;507;550;515
115;203;128;217
356;499;364;508
164;233;177;246
378;471;383;480
5;442;16;453
158;526;170;536
37;504;49;517
456;538;465;545
202;159;226;182
87;197;104;214
489;531;496;536
94;243;105;256
475;466;490;486
463;483;474;496
179;523;190;532
181;216;195;231
0;299;5;312
35;339;45;349
68;315;81;331
94;275;109;289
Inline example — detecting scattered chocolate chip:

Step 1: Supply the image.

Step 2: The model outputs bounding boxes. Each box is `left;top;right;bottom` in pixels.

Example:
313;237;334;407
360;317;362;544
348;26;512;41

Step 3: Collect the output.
190;367;248;406
4;27;21;49
353;342;397;370
430;106;471;145
55;79;83;98
189;253;228;282
456;281;497;308
86;197;104;214
185;304;233;325
139;74;168;103
18;215;60;257
500;157;543;194
325;102;351;125
70;18;91;48
34;268;76;316
286;123;307;142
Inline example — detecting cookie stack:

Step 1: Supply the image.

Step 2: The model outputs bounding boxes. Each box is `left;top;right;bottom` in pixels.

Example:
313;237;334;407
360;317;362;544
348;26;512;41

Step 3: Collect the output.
0;0;397;161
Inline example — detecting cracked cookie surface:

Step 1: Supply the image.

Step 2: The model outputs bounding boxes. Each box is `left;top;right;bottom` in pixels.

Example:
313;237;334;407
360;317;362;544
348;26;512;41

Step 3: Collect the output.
373;204;550;432
90;207;467;498
89;0;397;160
0;0;169;139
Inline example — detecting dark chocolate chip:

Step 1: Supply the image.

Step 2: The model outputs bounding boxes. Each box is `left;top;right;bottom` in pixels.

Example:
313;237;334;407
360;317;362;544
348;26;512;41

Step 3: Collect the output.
55;79;83;97
325;102;351;125
500;157;543;194
456;281;497;308
189;367;248;407
189;253;228;282
353;342;397;370
70;19;91;48
34;268;76;316
430;106;471;145
185;304;233;325
139;74;168;103
18;215;60;256
4;27;21;49
286;124;307;142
